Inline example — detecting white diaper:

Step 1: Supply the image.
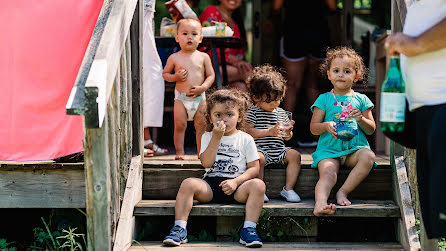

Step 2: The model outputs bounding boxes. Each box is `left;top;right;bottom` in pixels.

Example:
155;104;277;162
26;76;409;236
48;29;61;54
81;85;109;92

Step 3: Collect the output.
174;89;205;121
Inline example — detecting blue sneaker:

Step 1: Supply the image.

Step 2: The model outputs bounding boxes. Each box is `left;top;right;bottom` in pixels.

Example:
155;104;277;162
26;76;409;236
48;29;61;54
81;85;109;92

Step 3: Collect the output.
239;227;263;248
163;225;188;246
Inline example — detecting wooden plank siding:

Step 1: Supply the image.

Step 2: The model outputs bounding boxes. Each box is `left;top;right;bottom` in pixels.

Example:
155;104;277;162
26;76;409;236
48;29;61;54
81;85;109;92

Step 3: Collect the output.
0;167;85;208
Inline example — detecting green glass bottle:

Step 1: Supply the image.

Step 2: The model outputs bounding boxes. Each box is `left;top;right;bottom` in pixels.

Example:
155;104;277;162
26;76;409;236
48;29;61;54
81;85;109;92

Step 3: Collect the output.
380;56;406;132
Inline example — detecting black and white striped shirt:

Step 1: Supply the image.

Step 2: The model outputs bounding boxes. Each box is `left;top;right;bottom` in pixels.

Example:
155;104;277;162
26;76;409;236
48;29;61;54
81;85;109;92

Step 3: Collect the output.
246;106;290;152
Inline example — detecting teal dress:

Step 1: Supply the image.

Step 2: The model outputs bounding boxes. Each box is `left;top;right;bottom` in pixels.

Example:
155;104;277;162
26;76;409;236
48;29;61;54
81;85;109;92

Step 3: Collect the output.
310;91;374;168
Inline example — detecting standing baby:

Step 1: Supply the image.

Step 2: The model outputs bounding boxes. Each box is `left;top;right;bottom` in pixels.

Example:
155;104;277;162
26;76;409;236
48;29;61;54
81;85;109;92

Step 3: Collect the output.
163;18;215;160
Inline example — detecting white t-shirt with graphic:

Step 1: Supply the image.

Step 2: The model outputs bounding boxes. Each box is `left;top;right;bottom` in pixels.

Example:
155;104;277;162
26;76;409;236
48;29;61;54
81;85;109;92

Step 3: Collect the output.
200;131;260;178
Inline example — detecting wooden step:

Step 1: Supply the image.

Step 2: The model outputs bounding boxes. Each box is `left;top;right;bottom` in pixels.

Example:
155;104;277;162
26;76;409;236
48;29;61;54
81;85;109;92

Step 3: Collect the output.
142;168;393;200
143;153;390;169
134;199;400;218
128;241;404;250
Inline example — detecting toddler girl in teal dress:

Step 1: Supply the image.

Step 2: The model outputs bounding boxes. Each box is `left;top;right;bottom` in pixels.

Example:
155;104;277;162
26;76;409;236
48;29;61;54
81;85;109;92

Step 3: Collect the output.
310;47;376;216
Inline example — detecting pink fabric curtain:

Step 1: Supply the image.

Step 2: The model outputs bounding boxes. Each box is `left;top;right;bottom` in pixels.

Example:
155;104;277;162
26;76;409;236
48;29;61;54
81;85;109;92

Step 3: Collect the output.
0;1;103;161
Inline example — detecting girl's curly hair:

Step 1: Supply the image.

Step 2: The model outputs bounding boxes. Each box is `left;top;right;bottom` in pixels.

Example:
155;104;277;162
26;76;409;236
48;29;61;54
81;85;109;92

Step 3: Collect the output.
320;46;368;83
246;64;287;103
205;88;252;132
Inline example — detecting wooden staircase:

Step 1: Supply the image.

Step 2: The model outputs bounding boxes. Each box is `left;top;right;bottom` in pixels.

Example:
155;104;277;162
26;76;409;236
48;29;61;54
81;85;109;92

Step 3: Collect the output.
124;152;407;250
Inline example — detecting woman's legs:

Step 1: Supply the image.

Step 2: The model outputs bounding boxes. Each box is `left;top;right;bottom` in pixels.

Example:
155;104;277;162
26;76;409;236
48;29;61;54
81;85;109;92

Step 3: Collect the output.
314;158;339;216
282;57;307;113
305;57;323;106
339;149;375;206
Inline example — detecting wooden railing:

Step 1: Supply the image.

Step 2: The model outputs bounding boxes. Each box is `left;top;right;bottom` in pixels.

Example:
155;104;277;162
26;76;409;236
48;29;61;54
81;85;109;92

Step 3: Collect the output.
66;0;143;250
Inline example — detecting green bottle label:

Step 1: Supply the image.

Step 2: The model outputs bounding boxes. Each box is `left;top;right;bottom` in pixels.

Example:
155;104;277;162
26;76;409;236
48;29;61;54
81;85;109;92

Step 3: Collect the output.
380;93;406;122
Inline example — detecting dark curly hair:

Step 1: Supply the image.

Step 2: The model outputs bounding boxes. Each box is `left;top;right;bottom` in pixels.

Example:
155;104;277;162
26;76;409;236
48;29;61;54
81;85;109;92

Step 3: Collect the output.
247;64;287;103
205;88;252;132
320;46;368;83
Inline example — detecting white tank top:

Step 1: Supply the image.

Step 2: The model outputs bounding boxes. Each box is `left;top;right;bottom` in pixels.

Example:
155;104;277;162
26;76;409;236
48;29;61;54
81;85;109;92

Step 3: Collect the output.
400;0;446;111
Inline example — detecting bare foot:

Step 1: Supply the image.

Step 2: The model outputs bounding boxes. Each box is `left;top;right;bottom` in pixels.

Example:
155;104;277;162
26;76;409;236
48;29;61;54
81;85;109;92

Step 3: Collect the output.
313;202;336;216
336;190;352;206
175;155;185;160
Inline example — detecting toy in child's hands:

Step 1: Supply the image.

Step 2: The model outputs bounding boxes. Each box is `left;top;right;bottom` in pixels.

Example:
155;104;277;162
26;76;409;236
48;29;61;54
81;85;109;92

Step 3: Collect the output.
334;123;358;141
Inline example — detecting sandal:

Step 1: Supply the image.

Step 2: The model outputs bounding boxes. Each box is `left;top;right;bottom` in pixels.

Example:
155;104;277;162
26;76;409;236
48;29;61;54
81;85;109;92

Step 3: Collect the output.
144;148;154;157
144;139;168;155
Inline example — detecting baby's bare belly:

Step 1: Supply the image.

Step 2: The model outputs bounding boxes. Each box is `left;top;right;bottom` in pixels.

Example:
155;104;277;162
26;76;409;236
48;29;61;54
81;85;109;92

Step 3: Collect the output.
175;75;205;95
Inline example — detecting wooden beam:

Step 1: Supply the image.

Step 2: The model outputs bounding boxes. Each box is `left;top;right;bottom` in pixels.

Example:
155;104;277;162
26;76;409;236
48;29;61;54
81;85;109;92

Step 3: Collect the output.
113;156;143;251
131;1;144;156
85;121;112;250
0;169;85;208
393;156;421;251
83;0;138;127
134;199;400;218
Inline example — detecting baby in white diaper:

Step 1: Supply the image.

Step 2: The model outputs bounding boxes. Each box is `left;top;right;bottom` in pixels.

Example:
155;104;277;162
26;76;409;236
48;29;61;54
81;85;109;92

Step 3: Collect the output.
163;18;215;160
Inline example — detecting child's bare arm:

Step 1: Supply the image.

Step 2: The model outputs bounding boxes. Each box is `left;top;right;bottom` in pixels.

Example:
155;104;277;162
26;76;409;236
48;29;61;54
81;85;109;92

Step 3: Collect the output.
232;159;260;187
202;53;215;90
219;159;260;195
245;122;280;138
351;108;376;135
200;121;225;168
310;107;337;138
189;53;215;97
162;55;187;82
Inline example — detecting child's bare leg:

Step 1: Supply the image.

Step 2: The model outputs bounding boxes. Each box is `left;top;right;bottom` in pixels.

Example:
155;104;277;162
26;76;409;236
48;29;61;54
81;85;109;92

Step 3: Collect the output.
337;149;375;206
194;101;207;158
258;153;266;180
314;158;339;216
284;149;301;190
234;178;265;223
174;100;187;160
175;178;213;221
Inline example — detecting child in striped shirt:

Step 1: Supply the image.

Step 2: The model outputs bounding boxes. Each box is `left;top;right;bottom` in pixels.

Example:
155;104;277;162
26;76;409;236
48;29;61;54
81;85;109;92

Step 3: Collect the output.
245;65;302;203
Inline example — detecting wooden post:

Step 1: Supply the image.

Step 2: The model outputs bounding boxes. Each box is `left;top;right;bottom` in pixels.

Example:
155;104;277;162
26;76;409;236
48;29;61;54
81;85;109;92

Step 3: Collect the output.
131;0;144;157
85;122;112;250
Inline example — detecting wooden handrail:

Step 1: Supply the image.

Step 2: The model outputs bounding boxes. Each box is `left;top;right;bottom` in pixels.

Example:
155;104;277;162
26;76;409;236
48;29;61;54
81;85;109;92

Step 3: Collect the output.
66;0;112;116
66;0;138;128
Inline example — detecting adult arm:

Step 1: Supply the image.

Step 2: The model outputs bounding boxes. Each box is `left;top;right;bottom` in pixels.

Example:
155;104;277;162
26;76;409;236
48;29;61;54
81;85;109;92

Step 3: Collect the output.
385;16;446;57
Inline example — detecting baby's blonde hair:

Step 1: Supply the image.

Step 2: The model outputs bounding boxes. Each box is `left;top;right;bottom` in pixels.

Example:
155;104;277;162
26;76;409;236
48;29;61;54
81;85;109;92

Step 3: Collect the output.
320;46;368;83
176;18;202;32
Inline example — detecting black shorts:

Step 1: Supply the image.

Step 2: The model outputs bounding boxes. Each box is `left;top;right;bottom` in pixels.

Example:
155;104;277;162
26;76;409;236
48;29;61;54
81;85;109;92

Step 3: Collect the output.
203;176;240;204
415;103;446;238
281;27;329;60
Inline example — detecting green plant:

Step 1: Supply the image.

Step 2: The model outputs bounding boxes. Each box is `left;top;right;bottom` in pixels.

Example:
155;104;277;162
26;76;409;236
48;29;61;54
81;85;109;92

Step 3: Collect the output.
0;238;17;251
27;217;86;251
257;210;311;242
187;229;214;242
56;228;86;251
438;238;445;251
